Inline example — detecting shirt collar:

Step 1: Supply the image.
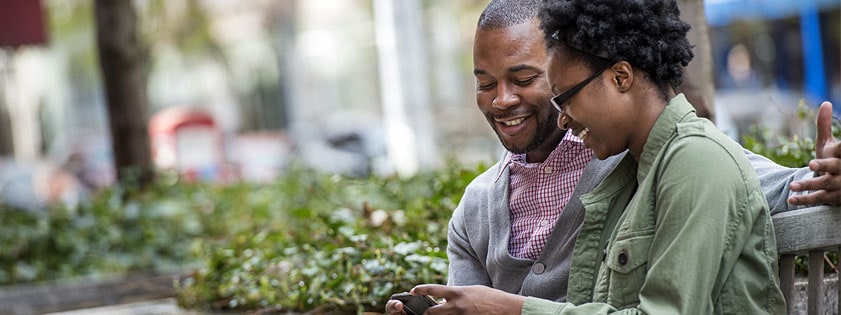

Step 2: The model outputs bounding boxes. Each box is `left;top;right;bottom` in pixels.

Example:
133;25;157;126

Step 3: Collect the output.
494;130;585;182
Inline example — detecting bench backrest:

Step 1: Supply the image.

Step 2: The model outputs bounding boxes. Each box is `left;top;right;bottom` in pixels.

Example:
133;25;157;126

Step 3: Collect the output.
773;205;841;315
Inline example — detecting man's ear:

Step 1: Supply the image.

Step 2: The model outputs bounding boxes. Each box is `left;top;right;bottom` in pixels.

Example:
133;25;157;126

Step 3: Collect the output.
611;61;633;92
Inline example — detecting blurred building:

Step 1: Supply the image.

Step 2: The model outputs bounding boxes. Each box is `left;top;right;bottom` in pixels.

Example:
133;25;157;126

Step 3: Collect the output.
706;0;841;139
1;0;497;187
3;0;837;191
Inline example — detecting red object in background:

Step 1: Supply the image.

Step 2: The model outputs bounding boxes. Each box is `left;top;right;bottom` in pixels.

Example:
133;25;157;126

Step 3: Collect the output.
0;0;48;48
149;106;227;182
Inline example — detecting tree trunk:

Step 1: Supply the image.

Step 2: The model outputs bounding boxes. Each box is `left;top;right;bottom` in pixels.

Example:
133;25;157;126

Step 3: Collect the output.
678;0;716;121
94;0;154;186
0;51;14;157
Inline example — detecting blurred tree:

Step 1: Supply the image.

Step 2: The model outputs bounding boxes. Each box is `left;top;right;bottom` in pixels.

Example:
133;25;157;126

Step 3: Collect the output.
143;0;281;132
94;0;154;185
0;75;11;157
677;0;715;121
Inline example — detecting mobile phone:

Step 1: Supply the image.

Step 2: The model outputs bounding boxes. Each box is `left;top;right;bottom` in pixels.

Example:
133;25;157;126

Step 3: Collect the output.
390;292;438;315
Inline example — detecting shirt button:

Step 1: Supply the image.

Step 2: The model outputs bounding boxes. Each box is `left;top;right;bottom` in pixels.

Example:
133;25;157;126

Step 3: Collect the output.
540;219;550;227
618;250;629;266
543;166;552;173
532;262;546;275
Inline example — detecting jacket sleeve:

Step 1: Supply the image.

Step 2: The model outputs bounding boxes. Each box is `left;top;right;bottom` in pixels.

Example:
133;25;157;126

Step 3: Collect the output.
446;193;492;287
743;148;812;214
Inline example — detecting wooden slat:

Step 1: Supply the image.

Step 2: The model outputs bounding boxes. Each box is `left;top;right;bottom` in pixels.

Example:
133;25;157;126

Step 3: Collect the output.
808;251;825;315
0;272;183;315
773;205;841;255
779;254;796;315
773;206;841;313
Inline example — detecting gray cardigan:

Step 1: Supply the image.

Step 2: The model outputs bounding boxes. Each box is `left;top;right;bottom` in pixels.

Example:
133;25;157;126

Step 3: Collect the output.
446;148;809;302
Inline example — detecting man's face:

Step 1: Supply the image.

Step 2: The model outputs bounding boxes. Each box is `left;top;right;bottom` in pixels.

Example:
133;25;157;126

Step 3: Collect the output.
473;20;564;157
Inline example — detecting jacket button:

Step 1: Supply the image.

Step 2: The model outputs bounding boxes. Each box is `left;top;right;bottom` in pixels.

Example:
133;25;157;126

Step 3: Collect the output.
618;250;628;266
532;262;546;275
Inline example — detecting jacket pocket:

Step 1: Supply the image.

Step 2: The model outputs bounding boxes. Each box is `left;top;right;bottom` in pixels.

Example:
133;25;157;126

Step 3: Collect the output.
604;233;653;308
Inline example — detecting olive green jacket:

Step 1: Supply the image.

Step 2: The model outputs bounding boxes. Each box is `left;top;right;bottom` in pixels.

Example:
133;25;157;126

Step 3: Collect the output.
522;94;786;314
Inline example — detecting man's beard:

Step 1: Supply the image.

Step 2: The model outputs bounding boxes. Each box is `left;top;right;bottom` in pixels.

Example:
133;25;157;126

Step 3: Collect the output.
497;110;559;154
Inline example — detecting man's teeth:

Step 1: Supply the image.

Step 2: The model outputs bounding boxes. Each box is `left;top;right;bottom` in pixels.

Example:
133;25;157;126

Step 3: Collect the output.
503;118;525;126
575;128;589;139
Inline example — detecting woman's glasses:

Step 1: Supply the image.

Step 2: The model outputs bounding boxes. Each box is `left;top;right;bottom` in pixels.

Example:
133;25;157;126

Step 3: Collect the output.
550;65;611;113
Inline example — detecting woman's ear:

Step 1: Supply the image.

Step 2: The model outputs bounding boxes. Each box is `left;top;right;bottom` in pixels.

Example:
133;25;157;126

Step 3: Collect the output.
611;61;633;92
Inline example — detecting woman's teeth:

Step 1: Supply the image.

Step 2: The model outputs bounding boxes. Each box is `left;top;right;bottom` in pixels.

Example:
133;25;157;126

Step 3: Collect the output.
575;128;589;139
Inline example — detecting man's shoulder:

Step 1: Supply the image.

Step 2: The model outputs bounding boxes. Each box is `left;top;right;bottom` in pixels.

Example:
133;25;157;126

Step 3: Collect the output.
461;162;498;195
455;160;504;213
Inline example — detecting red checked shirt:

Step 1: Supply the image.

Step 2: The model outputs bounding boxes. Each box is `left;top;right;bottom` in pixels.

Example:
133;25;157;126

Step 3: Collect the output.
502;131;593;260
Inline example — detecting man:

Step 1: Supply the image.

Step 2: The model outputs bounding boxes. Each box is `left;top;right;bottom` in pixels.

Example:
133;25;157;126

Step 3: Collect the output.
387;0;840;313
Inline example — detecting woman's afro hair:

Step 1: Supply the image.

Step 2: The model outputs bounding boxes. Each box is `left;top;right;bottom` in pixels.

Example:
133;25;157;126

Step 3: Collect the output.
539;0;694;86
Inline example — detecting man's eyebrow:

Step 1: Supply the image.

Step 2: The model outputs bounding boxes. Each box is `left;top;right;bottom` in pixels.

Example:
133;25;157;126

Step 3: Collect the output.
509;64;542;73
474;65;542;76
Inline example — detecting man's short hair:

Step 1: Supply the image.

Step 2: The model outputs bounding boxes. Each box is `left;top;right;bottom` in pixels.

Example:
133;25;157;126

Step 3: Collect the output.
477;0;542;29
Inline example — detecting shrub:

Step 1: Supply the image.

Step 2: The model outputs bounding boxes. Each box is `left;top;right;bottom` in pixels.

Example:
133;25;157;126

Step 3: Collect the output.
0;161;483;313
174;163;483;313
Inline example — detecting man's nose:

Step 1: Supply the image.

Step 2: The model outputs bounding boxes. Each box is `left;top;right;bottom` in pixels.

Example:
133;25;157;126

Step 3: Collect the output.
493;85;520;109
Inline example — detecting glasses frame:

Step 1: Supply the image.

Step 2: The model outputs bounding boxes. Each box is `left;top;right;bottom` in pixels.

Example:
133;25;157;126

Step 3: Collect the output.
550;65;611;113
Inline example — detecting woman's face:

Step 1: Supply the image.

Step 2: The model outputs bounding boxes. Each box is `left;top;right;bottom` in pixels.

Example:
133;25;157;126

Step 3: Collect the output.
546;50;633;160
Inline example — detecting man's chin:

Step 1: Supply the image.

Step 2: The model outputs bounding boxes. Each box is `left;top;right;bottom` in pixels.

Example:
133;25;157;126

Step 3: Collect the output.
496;132;539;154
501;142;531;154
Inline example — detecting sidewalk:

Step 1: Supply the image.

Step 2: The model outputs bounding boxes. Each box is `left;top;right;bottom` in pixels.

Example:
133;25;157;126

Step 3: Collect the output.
43;299;192;315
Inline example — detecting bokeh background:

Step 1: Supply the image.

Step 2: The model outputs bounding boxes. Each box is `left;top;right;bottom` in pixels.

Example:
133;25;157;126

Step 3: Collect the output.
0;0;838;209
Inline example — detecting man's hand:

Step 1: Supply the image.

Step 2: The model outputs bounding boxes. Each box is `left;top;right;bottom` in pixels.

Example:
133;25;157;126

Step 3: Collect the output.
410;284;525;315
385;299;406;315
789;101;841;206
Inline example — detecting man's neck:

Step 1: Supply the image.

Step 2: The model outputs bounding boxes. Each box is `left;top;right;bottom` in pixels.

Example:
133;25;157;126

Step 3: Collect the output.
524;130;566;163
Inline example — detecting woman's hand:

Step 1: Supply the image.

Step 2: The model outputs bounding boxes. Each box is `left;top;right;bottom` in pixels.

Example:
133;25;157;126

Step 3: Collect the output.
410;284;526;315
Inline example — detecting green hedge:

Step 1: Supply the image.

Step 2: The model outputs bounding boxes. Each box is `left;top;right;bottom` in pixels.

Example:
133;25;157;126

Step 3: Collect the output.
0;162;484;313
175;164;482;313
1;175;205;284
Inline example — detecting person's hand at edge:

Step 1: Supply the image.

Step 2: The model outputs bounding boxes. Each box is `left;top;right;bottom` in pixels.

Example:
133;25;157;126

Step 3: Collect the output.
790;101;841;206
411;284;526;315
385;298;406;315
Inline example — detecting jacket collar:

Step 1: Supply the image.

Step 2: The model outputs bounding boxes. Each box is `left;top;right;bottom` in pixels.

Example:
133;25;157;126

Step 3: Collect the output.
637;93;696;183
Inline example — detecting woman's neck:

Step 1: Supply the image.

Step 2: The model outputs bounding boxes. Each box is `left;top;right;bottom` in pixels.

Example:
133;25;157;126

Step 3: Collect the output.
628;92;672;162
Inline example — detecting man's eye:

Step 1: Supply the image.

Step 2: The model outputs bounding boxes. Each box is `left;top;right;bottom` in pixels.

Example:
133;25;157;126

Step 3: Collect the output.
514;76;538;85
476;82;495;90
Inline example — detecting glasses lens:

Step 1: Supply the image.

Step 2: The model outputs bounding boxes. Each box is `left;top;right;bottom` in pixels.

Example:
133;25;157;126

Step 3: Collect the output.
549;64;610;114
